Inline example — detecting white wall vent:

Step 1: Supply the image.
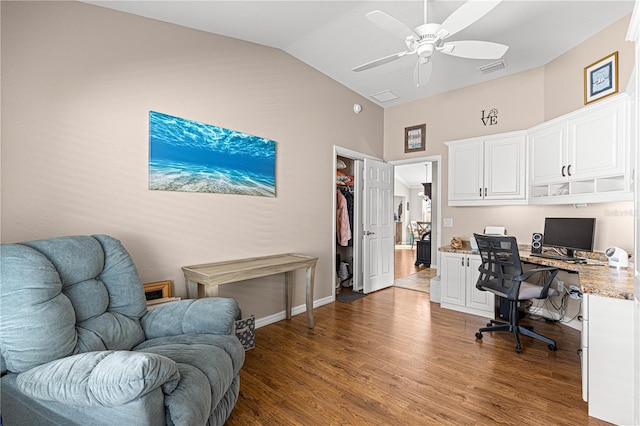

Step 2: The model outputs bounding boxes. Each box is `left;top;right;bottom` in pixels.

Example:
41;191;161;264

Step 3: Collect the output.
370;90;398;103
477;60;507;75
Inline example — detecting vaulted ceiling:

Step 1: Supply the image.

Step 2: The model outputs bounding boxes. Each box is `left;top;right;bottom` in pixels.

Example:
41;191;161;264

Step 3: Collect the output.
86;1;635;108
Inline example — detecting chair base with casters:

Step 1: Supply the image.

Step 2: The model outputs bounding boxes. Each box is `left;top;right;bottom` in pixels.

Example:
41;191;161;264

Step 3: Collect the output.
472;233;560;354
475;297;558;354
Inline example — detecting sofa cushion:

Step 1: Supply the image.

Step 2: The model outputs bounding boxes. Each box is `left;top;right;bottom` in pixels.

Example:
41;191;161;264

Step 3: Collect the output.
16;351;179;407
135;342;239;423
0;235;147;373
0;244;77;373
134;334;245;377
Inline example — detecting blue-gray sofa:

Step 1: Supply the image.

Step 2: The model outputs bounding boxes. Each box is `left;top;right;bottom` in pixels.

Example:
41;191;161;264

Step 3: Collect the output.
0;234;245;425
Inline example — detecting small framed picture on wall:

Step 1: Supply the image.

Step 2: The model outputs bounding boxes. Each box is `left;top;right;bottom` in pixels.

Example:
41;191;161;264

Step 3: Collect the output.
405;124;426;153
584;51;618;104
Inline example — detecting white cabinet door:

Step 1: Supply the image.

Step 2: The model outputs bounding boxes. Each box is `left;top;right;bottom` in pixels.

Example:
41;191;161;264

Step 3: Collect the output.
440;252;466;307
529;121;567;186
484;135;526;200
465;255;494;313
440;252;494;318
587;294;634;425
448;140;483;202
568;100;627;180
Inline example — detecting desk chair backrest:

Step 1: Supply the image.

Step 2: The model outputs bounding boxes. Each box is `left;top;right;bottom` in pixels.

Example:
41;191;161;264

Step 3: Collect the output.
473;233;523;301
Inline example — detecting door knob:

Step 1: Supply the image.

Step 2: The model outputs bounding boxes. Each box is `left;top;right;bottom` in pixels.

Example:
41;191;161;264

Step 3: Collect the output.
365;231;375;235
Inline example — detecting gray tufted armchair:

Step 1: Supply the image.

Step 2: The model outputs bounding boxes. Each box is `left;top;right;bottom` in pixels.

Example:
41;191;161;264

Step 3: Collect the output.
0;234;244;425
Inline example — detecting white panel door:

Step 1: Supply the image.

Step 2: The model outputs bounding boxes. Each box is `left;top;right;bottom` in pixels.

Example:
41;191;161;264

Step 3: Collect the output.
363;158;394;294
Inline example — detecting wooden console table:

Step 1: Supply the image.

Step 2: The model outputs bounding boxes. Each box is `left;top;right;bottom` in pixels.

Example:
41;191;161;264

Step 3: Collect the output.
182;253;318;328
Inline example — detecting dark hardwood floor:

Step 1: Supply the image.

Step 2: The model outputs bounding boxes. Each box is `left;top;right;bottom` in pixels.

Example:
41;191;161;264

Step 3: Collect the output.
394;244;425;279
226;288;608;425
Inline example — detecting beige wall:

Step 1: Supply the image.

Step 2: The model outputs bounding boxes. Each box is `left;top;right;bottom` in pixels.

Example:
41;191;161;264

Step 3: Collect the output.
384;14;635;254
544;15;635;120
0;2;384;318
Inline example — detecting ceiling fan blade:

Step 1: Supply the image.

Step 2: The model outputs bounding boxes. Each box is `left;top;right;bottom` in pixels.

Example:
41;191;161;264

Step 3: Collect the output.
439;41;508;60
413;59;433;87
352;51;409;72
366;10;418;40
438;0;502;39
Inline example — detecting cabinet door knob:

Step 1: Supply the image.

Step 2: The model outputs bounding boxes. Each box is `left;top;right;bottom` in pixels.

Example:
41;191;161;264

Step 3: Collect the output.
461;257;465;267
561;165;566;177
479;188;482;197
484;187;487;197
567;165;572;176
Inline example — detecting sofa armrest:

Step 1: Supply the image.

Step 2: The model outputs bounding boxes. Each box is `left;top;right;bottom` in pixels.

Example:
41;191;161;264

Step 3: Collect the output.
142;298;240;340
17;351;179;407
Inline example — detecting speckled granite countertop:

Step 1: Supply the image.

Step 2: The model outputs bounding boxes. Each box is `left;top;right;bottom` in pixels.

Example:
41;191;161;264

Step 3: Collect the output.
439;242;634;300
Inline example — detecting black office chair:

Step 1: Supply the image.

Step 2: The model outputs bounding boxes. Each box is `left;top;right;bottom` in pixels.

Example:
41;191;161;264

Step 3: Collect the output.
473;234;560;353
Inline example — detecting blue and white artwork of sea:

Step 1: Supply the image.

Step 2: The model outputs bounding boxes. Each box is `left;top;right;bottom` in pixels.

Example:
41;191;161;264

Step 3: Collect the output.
149;111;276;197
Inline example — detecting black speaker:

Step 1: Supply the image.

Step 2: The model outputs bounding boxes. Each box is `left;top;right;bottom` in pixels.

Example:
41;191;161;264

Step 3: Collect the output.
531;233;543;254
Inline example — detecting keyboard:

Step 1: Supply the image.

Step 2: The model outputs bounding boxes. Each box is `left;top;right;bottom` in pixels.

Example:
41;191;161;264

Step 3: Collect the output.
530;253;571;261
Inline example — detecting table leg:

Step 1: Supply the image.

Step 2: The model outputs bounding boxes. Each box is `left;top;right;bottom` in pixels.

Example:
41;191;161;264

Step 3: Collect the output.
306;265;316;328
204;284;219;298
285;271;293;320
186;277;198;299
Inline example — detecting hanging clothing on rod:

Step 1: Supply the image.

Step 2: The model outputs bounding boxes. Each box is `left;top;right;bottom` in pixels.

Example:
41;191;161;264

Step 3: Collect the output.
336;189;351;246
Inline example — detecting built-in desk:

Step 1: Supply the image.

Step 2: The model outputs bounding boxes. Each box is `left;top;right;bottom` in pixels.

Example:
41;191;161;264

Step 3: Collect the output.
439;242;635;425
182;254;318;328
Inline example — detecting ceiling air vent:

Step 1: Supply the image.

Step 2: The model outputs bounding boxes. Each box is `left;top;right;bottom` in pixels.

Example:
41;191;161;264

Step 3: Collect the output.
477;59;507;75
370;90;398;103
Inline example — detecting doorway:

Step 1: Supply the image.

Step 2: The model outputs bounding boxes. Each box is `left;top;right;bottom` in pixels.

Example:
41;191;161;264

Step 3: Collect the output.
391;156;441;281
333;147;396;297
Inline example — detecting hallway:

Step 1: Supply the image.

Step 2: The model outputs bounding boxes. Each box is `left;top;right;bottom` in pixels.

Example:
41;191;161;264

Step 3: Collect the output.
394;244;427;279
394;244;437;293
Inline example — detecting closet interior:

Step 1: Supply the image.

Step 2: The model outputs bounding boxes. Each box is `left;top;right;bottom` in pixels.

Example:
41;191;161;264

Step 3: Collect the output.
335;155;361;293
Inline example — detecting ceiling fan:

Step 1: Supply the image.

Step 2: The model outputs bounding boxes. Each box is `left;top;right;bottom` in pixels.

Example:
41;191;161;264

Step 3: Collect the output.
352;0;509;87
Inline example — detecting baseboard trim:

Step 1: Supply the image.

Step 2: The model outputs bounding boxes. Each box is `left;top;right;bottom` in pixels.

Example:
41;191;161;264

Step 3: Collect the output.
255;295;334;329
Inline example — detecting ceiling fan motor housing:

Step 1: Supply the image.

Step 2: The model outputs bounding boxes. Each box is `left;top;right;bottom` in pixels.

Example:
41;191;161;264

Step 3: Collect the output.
407;23;443;58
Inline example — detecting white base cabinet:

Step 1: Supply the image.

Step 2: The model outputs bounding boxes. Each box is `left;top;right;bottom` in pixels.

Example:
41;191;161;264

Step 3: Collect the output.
440;252;494;318
582;294;634;425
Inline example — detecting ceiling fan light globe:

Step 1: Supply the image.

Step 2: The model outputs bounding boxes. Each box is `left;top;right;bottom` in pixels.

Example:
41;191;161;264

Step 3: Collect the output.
417;44;434;57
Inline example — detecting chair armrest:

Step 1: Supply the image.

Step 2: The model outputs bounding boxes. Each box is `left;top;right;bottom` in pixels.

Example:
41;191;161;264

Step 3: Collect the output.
517;266;558;282
142;298;240;340
517;267;559;298
16;351;179;407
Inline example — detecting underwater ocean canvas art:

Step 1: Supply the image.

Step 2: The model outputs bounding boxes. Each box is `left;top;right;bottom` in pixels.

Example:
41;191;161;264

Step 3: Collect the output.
149;111;276;197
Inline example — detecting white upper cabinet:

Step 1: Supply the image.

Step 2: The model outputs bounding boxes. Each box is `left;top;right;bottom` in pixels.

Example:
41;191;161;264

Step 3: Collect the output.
528;93;632;204
529;121;567;186
447;131;526;206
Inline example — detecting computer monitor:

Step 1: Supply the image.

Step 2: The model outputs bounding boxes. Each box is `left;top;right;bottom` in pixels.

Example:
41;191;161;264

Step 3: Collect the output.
542;217;596;259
